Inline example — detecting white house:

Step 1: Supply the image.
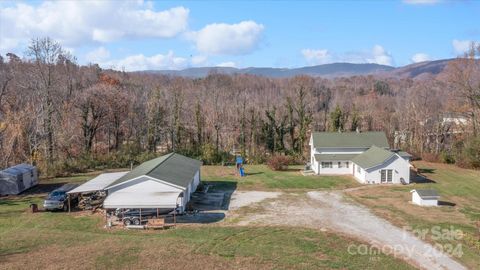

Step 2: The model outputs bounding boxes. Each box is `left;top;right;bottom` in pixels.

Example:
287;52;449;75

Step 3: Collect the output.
411;189;439;206
102;153;202;213
309;131;411;184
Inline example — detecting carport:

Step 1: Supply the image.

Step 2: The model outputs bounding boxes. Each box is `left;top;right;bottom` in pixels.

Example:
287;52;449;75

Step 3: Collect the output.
66;171;128;212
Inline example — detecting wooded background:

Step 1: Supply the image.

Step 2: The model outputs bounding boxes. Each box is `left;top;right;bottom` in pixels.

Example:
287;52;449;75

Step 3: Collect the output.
1;38;479;176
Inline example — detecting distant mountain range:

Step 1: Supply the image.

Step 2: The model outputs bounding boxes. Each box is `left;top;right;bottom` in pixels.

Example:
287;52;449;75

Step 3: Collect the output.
140;59;458;79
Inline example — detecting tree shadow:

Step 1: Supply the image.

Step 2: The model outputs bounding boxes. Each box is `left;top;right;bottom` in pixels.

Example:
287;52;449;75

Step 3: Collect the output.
438;201;456;207
246;172;264;176
417;168;436;174
171;212;226;224
20;182;67;196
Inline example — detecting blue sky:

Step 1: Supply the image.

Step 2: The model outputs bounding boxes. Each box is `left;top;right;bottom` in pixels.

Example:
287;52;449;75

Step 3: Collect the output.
0;0;478;70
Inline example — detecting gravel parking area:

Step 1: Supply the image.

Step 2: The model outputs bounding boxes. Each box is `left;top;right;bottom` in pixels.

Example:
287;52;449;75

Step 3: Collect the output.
229;190;466;270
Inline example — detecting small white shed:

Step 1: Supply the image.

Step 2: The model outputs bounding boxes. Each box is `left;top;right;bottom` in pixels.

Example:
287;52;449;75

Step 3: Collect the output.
411;189;439;206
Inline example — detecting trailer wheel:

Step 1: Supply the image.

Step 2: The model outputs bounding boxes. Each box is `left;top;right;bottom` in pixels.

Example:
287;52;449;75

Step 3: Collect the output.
123;218;132;226
132;218;141;225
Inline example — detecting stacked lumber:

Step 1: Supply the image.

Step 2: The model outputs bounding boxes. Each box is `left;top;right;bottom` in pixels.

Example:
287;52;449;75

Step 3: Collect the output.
78;191;107;210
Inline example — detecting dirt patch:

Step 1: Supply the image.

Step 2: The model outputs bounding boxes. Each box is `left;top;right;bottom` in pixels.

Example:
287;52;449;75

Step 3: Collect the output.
228;191;282;210
230;190;466;270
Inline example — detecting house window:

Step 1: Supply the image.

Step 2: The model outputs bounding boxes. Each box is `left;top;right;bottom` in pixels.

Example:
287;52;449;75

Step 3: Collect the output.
338;162;343;168
381;170;393;183
346;162;349;168
321;162;332;168
357;166;361;173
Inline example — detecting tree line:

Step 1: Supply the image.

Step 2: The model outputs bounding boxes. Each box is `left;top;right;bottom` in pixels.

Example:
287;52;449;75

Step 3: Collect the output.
0;38;479;176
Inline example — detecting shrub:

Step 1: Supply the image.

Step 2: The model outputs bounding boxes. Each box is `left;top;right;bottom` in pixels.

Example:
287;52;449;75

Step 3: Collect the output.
267;155;291;171
440;151;455;164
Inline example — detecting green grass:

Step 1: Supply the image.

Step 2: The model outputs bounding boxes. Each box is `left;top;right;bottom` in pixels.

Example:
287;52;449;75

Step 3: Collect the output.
0;195;414;269
347;161;480;269
0;169;412;269
202;165;360;191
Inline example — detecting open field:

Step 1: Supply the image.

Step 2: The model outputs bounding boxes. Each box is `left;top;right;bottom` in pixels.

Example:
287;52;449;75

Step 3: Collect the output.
347;161;480;269
0;191;413;269
201;165;360;190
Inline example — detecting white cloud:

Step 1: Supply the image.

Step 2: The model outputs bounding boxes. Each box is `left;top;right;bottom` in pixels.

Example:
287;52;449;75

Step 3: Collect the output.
86;47;110;63
189;21;264;55
216;61;236;68
100;51;187;71
452;39;478;55
301;49;332;65
411;53;431;63
301;45;394;66
0;1;189;52
403;0;440;5
367;45;393;65
191;55;208;66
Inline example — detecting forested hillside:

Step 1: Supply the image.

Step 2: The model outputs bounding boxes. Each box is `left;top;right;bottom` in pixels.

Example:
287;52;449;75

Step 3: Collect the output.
1;38;479;176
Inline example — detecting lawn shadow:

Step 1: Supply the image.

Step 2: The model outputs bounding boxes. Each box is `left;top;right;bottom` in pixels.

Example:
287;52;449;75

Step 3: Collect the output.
246;172;264;176
172;212;226;224
411;171;436;184
181;181;237;224
190;181;237;211
20;182;67;196
417;168;436;174
438;201;456;207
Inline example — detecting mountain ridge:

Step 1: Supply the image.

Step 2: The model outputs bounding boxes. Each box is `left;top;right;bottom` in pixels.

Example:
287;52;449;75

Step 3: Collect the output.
138;59;458;79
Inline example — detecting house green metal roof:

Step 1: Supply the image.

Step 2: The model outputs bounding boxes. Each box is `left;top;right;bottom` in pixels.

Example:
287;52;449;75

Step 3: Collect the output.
311;132;389;148
107;153;202;189
351;146;395;169
314;154;359;161
398;151;412;158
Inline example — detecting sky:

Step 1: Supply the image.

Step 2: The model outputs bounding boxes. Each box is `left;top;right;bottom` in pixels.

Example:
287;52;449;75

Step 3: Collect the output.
0;0;478;71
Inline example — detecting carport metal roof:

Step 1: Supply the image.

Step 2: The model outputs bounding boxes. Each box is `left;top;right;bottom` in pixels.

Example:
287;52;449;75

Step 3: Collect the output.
67;172;128;194
103;191;181;209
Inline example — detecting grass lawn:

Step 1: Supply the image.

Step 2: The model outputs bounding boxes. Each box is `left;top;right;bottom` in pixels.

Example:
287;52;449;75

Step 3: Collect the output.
0;192;414;269
346;161;480;269
201;165;360;191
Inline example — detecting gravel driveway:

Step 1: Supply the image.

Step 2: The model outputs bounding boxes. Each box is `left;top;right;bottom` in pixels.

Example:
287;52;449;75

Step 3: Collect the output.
229;190;466;270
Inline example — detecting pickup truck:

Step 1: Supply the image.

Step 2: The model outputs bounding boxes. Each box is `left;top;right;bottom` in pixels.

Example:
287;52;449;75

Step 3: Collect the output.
43;184;78;211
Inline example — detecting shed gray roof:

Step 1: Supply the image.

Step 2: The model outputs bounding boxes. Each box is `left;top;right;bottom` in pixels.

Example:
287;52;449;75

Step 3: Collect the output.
413;189;440;199
352;146;395;169
314;154;359;161
107;153;202;189
311;132;389;148
1;164;36;176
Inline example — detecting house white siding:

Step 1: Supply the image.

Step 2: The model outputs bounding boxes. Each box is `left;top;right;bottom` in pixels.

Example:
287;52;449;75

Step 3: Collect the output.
356;155;411;184
318;160;353;175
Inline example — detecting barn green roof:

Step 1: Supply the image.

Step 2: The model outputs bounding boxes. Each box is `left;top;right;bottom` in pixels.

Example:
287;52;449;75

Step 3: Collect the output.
351;146;395;169
311;131;389;149
107;153;202;189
